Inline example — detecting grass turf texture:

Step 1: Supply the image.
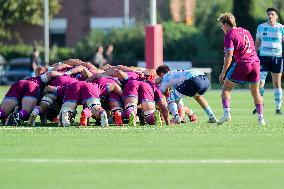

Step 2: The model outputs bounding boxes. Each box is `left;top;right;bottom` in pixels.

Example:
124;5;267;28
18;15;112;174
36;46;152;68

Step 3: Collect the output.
0;86;284;189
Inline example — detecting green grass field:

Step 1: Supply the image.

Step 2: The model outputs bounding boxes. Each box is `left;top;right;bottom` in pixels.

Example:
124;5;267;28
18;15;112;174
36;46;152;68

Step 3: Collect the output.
1;86;284;189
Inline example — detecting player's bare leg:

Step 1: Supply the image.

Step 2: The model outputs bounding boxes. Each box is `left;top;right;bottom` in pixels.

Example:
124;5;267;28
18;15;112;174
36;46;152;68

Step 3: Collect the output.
250;83;265;125
193;95;217;123
218;79;235;125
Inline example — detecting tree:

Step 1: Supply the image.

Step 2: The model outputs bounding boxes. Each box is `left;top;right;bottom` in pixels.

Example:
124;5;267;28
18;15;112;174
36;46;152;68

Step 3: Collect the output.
273;0;284;23
0;0;61;38
233;0;256;35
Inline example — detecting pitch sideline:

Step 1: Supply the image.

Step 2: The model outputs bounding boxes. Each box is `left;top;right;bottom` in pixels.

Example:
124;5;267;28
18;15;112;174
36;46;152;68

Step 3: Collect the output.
1;158;284;164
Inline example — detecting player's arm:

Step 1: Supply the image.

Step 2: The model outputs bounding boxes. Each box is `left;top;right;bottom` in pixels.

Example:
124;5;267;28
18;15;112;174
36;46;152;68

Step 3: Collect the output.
40;71;63;83
63;59;84;66
115;65;144;72
103;69;128;82
108;83;123;96
255;38;261;53
51;63;73;71
51;59;84;70
159;81;170;97
80;62;98;71
219;49;233;84
66;65;91;76
255;26;262;53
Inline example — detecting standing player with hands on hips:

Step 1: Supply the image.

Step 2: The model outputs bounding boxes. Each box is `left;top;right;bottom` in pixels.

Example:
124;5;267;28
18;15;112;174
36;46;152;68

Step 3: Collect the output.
217;13;265;125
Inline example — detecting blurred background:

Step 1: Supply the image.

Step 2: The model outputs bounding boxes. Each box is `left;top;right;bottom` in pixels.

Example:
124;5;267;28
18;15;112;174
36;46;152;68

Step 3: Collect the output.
0;0;283;85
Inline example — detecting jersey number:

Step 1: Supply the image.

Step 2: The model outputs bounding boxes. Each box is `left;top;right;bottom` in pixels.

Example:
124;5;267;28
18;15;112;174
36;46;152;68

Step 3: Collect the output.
244;35;252;53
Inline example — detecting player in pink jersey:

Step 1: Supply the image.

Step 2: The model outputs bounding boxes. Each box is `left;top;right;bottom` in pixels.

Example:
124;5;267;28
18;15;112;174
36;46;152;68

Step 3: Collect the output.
92;77;124;126
217;13;265;125
0;68;63;126
59;80;122;127
28;63;100;126
91;69;142;124
28;74;79;126
144;80;170;126
123;79;170;126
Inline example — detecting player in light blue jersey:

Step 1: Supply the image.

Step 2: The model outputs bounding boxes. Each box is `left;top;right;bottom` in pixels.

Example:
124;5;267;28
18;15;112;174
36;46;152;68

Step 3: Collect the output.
156;65;217;123
254;7;284;115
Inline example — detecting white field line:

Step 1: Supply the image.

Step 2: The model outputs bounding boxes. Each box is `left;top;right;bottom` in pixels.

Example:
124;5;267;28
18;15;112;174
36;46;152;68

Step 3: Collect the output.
0;127;35;130
1;158;284;164
0;127;159;130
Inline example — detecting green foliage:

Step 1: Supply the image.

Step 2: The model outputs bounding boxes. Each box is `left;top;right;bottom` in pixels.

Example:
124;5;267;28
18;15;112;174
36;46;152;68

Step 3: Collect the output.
74;23;218;66
49;45;74;63
0;44;33;60
0;44;74;64
195;0;231;52
0;0;61;38
163;22;216;61
74;27;145;64
73;30;105;61
233;0;256;35
108;27;144;63
253;0;284;22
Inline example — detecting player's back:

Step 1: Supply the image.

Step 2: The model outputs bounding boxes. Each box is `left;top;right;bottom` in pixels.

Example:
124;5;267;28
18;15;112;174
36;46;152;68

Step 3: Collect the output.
162;70;204;88
226;27;259;64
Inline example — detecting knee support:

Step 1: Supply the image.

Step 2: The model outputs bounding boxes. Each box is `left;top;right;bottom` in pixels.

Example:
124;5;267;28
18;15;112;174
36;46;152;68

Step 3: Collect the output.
41;93;57;107
110;107;123;116
123;103;137;119
86;98;101;110
125;103;137;112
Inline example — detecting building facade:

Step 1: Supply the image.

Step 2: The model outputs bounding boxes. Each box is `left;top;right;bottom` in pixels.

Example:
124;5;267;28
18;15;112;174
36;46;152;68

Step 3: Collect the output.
6;0;167;47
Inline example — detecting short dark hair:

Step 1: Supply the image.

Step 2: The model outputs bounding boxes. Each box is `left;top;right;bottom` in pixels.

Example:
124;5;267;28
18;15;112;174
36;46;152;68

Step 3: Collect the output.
267;7;279;15
156;65;170;76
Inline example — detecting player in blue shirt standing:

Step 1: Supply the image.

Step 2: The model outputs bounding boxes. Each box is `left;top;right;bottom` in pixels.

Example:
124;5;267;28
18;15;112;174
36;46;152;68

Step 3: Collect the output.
253;7;284;115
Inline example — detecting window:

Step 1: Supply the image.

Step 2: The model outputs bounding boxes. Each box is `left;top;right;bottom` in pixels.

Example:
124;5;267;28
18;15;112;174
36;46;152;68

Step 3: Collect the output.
90;17;135;30
50;18;67;47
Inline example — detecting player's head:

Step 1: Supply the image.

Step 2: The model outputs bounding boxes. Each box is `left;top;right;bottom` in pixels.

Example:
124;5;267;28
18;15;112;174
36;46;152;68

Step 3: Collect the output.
266;7;279;23
217;13;236;33
156;65;170;77
35;66;48;76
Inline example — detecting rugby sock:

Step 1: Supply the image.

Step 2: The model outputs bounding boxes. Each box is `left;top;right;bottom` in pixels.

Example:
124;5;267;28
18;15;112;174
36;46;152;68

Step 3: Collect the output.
260;86;265;97
82;108;92;118
203;105;214;118
274;88;282;110
145;113;155;125
99;110;107;117
168;101;179;117
33;106;41;115
222;99;231;116
177;100;185;118
0;108;6;119
18;110;29;120
255;104;264;119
